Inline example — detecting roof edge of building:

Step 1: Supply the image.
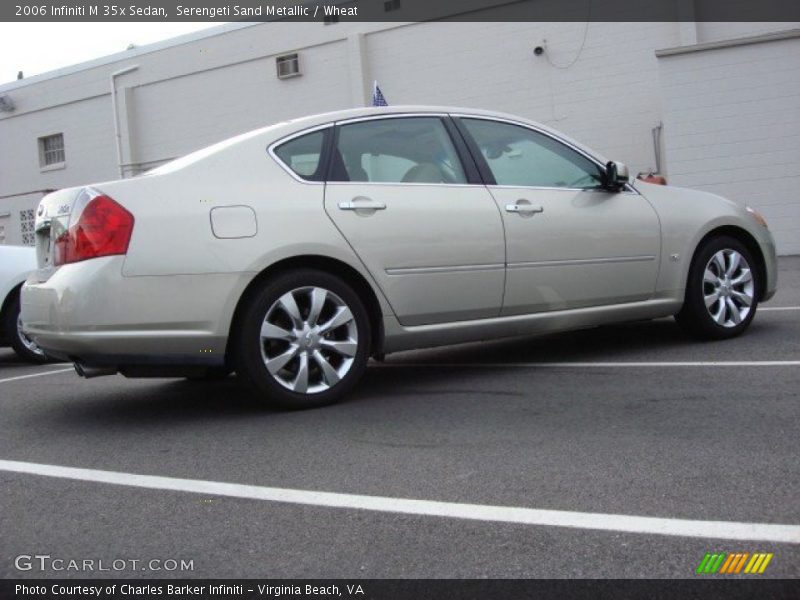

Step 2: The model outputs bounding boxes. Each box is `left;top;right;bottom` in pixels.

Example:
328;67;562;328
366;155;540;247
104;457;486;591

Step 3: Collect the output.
0;22;260;93
656;27;800;58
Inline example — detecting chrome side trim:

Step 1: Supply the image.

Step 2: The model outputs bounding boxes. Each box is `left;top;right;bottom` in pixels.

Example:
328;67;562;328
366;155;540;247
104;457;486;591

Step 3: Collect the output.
488;184;639;195
386;263;505;276
326;180;477;189
507;255;656;269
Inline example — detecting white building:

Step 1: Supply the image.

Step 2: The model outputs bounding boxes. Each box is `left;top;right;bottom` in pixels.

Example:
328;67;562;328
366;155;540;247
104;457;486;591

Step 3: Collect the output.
1;18;798;252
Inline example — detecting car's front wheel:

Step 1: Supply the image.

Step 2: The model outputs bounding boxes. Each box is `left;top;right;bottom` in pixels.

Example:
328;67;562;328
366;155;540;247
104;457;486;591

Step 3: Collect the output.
234;269;371;409
5;291;49;363
676;235;759;340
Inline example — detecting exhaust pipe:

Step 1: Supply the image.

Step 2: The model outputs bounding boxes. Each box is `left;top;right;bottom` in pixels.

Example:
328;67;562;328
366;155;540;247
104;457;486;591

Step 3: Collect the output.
73;363;117;379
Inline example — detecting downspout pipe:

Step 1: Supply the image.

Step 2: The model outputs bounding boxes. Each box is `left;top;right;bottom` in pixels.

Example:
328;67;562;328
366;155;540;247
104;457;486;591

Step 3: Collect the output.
111;65;139;178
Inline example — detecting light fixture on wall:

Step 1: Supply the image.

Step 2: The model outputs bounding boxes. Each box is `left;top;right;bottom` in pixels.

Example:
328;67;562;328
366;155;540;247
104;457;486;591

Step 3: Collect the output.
0;95;15;112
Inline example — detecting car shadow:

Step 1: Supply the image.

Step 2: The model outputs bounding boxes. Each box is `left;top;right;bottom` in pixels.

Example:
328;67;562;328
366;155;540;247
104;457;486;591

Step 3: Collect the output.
48;377;267;427
0;348;31;365
32;316;777;429
0;347;68;367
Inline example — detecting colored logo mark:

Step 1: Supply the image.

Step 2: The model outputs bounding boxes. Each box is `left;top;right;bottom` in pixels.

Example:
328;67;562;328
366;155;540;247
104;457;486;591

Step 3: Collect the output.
696;552;773;574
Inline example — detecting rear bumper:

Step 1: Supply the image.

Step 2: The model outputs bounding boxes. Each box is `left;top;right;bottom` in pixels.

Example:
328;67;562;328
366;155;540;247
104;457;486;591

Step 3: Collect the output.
21;256;250;369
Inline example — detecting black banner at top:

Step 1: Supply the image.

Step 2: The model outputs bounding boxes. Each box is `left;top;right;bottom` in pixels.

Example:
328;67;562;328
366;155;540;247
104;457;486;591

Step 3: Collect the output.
4;0;800;22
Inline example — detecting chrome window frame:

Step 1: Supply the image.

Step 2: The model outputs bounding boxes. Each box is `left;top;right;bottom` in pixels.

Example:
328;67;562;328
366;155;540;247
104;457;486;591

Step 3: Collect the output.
268;111;638;193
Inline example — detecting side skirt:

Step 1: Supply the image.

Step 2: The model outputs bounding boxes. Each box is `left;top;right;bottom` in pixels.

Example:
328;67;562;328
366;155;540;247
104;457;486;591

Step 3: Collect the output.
381;297;682;354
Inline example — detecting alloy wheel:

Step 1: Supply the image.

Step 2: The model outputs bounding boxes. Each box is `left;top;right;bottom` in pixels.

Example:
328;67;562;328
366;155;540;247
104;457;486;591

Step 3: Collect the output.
702;249;754;328
259;286;358;394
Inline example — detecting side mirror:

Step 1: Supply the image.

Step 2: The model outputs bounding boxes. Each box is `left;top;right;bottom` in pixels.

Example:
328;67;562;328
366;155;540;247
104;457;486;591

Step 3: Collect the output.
604;160;629;191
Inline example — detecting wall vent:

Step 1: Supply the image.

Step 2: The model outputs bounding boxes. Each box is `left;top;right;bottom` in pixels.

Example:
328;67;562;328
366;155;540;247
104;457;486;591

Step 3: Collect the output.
38;133;65;167
276;53;301;79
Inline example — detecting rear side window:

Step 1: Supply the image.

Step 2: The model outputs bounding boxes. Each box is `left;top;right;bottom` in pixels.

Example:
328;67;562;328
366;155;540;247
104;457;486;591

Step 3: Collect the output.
273;129;327;181
331;117;467;184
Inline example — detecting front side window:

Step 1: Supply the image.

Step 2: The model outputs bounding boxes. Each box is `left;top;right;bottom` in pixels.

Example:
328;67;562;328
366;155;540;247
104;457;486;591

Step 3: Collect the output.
461;118;604;189
332;117;467;185
273;129;327;181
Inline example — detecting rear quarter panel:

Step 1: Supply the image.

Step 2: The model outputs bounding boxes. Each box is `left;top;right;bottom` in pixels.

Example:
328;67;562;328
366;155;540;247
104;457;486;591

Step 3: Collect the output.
95;130;392;335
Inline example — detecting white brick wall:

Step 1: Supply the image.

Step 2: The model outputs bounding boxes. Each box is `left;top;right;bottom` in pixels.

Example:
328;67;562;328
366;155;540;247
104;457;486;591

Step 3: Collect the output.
0;94;118;203
0;19;798;255
658;34;800;255
131;39;351;166
366;21;680;173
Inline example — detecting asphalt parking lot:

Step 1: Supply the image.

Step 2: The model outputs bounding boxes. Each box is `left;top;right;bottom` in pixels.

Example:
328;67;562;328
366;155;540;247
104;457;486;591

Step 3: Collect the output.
1;257;799;580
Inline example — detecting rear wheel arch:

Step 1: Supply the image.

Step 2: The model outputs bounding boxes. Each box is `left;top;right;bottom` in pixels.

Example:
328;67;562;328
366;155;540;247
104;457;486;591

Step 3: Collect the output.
689;226;767;301
225;255;385;364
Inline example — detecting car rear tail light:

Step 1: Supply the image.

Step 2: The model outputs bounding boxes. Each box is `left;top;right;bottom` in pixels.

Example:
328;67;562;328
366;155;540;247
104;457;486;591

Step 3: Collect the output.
54;189;134;266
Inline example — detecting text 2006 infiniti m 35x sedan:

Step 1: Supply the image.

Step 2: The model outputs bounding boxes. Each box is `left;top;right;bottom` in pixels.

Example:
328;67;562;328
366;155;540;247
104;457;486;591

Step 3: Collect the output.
22;106;777;408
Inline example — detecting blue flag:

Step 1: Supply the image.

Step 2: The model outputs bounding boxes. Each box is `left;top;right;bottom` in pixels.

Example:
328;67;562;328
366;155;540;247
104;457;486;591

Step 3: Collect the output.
372;81;388;106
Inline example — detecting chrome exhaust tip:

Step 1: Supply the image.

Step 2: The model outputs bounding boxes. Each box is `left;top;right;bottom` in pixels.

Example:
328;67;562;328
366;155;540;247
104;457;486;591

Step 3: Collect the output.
73;363;117;379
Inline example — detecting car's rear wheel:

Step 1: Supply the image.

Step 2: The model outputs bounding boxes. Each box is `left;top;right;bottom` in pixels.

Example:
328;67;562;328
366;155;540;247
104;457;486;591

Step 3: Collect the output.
675;235;759;340
5;291;49;364
234;269;371;409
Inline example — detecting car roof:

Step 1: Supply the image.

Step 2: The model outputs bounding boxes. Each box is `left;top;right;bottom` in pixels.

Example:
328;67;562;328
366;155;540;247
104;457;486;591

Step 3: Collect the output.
277;105;547;135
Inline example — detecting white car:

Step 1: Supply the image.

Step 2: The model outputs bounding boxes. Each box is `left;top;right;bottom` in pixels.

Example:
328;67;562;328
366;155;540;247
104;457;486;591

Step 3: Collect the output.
1;245;48;362
22;106;777;408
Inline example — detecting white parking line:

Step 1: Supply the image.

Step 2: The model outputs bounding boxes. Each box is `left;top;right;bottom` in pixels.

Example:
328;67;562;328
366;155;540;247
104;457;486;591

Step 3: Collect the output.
377;361;800;369
0;367;73;385
0;459;798;543
760;306;800;311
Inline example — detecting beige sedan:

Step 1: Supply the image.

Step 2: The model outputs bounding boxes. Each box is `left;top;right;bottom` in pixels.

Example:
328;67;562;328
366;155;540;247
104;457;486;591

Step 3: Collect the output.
22;106;777;408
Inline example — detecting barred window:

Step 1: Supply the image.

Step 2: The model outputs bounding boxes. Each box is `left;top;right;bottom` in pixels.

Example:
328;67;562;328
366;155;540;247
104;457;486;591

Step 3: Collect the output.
20;208;35;246
39;133;65;167
276;54;300;79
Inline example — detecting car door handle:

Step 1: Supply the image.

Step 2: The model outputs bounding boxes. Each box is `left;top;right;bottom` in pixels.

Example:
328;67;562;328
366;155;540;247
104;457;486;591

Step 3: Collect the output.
338;197;387;211
505;203;544;215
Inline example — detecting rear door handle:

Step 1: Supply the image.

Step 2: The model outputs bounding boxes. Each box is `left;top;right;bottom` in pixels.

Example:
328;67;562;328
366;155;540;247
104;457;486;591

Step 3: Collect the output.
338;197;386;211
505;202;544;215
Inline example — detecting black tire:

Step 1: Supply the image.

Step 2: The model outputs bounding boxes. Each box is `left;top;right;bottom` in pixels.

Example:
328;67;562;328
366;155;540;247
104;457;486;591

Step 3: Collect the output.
234;269;371;410
675;235;759;340
4;291;50;363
